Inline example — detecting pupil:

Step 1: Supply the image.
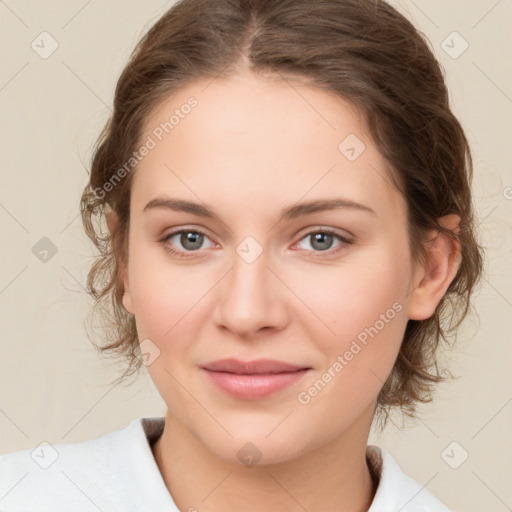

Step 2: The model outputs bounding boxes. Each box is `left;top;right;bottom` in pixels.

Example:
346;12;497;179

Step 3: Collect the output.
182;231;203;250
179;232;333;252
312;232;332;251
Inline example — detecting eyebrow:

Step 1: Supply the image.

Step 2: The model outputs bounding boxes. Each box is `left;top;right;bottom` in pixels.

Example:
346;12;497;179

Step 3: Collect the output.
142;196;376;220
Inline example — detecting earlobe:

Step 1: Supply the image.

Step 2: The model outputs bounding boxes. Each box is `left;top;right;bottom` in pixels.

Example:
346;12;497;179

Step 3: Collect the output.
122;285;134;315
407;214;461;321
106;211;118;237
120;256;134;315
107;211;134;315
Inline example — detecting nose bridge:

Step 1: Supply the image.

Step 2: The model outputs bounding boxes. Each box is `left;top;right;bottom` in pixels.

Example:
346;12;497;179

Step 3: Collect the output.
214;235;286;335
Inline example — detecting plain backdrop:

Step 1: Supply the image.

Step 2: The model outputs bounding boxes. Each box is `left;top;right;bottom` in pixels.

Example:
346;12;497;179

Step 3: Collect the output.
1;1;511;511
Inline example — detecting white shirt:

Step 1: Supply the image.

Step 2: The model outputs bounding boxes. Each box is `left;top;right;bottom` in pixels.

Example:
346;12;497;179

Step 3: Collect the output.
0;416;452;511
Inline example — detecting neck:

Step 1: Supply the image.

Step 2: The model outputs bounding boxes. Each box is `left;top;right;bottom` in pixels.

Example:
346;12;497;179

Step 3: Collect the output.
152;405;377;512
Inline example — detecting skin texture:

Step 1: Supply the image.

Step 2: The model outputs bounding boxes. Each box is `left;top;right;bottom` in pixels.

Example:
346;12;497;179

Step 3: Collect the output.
116;71;461;511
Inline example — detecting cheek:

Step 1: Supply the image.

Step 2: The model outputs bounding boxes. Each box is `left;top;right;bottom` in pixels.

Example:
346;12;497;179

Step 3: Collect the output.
292;246;410;393
292;246;411;337
127;253;209;414
295;288;408;434
126;243;219;349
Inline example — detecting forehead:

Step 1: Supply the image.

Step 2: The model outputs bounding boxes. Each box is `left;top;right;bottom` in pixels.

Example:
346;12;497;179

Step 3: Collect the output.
132;71;405;221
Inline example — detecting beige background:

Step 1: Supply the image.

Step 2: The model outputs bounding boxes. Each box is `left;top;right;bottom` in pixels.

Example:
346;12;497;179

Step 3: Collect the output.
1;1;511;510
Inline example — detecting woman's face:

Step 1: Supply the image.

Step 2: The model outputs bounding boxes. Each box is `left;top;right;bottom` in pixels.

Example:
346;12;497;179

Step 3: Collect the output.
121;71;422;464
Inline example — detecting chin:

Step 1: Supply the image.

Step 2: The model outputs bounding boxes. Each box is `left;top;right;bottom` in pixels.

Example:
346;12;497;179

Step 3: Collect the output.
193;420;310;467
220;438;302;467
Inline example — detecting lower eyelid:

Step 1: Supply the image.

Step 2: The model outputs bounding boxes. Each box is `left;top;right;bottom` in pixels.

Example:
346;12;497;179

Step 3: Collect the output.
294;231;352;253
162;229;214;250
161;229;352;257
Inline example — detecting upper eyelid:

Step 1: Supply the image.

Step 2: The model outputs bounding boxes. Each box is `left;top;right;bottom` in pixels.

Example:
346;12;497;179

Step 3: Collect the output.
162;226;215;242
296;225;353;240
162;226;352;249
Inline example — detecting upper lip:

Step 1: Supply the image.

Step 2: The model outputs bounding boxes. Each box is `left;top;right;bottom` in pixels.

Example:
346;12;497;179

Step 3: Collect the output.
201;358;310;375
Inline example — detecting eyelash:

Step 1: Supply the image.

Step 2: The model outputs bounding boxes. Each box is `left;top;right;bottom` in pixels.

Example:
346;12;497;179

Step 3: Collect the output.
160;227;353;259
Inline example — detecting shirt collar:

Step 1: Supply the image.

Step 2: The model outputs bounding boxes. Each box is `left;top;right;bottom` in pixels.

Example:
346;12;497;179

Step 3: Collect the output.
136;417;450;511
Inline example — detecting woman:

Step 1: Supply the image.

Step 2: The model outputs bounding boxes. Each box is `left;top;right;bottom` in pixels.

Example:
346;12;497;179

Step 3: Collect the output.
0;0;483;510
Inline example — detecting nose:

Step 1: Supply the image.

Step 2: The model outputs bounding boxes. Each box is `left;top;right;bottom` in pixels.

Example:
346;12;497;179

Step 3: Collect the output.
213;244;289;338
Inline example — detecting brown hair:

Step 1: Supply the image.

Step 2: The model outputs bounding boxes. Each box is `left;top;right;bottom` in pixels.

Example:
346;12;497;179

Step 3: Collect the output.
80;0;484;429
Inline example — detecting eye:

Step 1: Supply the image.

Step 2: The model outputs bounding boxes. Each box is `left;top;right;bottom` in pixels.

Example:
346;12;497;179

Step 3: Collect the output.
159;227;353;259
293;229;353;257
160;228;215;258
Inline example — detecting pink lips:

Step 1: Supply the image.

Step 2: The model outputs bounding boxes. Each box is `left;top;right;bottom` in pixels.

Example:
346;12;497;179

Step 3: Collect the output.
201;358;311;400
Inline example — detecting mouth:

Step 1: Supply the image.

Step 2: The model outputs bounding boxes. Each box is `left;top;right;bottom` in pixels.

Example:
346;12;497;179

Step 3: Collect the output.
200;358;312;400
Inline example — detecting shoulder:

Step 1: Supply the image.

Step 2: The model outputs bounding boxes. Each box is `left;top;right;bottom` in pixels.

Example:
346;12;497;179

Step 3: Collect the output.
0;416;172;512
367;445;453;512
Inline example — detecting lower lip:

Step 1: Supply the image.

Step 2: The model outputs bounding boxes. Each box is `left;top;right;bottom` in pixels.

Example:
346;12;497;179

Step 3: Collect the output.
202;369;310;400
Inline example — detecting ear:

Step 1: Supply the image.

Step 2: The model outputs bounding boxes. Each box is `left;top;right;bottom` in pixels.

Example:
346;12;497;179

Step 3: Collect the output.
106;211;134;315
407;214;461;321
